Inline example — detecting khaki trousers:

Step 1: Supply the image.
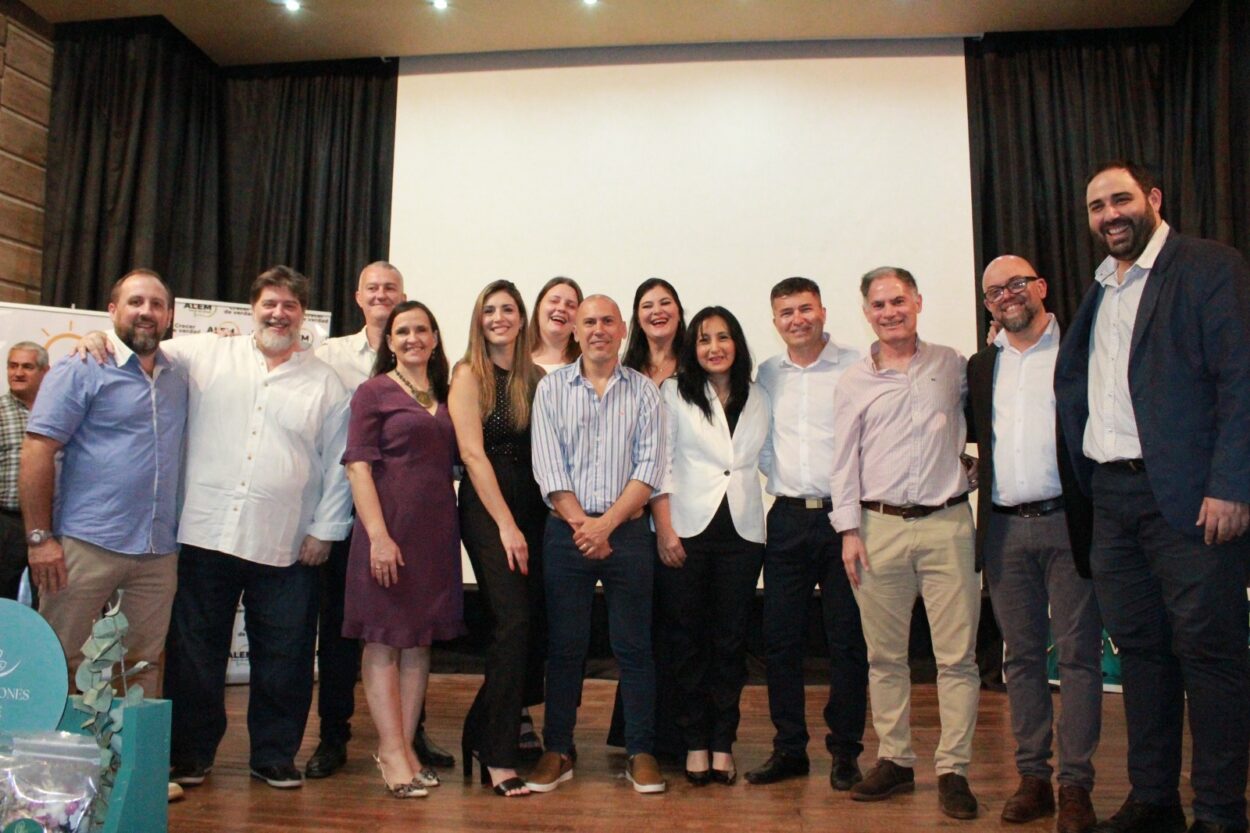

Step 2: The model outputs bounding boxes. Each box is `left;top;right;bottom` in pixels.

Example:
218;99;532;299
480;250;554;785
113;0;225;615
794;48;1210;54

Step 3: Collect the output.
39;537;177;697
854;502;980;776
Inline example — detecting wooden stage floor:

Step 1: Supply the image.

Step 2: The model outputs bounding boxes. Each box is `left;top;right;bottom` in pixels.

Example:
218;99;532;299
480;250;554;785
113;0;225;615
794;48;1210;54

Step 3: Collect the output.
168;675;1205;833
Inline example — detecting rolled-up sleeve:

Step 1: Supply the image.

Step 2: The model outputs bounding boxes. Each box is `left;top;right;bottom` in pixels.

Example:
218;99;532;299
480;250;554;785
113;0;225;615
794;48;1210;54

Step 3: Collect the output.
629;382;665;490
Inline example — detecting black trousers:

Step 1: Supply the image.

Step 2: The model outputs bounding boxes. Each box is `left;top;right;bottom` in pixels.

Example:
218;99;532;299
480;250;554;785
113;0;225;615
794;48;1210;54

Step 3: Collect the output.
0;509;34;606
1090;464;1250;829
655;516;762;753
761;501;868;759
459;455;547;768
314;533;363;745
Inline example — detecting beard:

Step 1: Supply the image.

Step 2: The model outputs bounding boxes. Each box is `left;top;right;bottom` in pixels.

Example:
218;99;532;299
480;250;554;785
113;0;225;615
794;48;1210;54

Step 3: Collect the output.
118;318;161;355
1095;203;1158;262
255;322;297;354
999;301;1039;333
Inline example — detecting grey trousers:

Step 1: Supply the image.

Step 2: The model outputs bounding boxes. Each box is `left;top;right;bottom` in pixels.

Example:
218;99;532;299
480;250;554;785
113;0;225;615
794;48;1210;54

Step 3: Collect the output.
983;509;1103;790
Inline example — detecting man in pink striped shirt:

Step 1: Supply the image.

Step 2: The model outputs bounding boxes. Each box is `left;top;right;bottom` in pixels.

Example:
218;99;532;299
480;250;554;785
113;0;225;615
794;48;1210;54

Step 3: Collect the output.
830;266;980;820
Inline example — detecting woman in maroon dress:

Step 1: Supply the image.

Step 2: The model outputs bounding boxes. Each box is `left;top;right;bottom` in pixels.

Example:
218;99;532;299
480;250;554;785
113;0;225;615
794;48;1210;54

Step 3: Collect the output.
342;300;465;798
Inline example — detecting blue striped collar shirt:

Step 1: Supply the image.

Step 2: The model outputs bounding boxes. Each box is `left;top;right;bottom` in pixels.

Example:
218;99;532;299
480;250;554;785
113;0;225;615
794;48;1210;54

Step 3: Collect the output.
530;359;665;514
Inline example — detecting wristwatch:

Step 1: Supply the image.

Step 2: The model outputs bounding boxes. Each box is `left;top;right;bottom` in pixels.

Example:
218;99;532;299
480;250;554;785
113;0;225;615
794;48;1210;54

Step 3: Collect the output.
26;528;52;546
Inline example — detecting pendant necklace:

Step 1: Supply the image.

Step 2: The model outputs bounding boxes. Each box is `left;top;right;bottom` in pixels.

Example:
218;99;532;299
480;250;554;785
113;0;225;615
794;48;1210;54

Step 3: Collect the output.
393;368;434;408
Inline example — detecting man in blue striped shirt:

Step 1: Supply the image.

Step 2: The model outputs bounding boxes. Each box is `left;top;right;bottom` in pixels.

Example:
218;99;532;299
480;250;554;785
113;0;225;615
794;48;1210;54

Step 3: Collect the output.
527;294;667;795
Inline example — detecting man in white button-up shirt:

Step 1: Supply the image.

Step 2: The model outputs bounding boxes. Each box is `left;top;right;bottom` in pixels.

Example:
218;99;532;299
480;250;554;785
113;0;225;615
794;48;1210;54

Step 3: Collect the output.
747;277;869;792
1056;162;1250;833
160;266;353;791
967;256;1102;833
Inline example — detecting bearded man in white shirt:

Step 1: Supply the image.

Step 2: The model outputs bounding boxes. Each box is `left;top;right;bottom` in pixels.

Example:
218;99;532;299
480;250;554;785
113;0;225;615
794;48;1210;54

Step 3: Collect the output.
158;266;353;790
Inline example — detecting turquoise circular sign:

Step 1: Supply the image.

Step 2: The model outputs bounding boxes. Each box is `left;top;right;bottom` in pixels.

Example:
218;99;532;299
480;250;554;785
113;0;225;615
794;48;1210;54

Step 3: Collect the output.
0;599;68;733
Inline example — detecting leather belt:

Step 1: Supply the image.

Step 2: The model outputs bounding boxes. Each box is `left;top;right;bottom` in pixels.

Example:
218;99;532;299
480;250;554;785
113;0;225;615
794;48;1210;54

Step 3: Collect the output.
774;496;833;511
1100;459;1145;474
861;493;969;520
992;497;1065;518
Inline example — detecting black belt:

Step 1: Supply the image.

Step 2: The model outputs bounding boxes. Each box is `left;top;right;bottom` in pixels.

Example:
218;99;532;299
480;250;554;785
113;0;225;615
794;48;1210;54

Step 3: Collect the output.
861;493;969;520
992;497;1065;518
1100;459;1145;474
774;496;832;510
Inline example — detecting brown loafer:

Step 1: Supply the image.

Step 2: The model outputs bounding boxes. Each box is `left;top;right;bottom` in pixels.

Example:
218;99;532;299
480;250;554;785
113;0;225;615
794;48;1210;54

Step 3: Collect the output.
525;751;573;793
1057;784;1097;833
937;772;979;820
626;753;666;794
1002;775;1056;823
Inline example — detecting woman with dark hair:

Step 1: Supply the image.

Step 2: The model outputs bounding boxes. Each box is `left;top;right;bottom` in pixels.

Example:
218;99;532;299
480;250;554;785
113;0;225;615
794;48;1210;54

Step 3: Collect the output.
528;277;583;372
652;306;769;786
449;280;547;797
623;278;686;386
342;300;464;798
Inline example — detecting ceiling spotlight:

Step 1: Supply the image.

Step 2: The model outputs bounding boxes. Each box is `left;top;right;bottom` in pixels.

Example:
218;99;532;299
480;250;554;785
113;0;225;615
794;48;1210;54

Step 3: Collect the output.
583;0;598;6
284;0;300;10
432;0;448;8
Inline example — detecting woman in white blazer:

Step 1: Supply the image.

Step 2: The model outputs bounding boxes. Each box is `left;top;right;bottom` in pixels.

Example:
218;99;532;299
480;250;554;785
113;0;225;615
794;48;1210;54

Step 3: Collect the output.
652;306;769;786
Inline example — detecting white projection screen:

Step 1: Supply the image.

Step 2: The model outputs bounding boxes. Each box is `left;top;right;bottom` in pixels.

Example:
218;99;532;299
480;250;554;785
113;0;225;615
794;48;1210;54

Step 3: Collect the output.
390;39;978;366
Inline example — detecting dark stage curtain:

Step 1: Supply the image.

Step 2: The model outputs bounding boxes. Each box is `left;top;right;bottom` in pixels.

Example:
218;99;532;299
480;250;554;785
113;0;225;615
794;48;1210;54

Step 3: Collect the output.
220;61;397;333
43;18;221;309
43;20;397;334
965;0;1249;336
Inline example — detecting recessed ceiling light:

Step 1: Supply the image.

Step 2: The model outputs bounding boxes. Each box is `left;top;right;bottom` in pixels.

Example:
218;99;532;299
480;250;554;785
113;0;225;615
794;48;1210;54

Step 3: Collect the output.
432;0;448;8
583;0;598;6
284;0;300;10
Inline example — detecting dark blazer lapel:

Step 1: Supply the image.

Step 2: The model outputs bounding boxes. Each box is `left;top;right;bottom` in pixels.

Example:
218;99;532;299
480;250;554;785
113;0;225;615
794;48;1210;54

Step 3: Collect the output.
1129;233;1180;363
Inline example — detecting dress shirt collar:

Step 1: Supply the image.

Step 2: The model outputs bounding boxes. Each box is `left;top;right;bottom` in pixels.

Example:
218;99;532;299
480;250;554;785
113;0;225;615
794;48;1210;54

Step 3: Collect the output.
993;313;1059;356
346;327;373;356
570;357;626;387
251;335;312;371
1094;220;1171;287
866;337;925;374
778;333;845;370
107;329;171;376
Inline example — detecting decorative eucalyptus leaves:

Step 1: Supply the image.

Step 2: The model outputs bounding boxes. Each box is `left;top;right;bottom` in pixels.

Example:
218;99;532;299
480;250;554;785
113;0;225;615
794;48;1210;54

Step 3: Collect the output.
71;596;148;831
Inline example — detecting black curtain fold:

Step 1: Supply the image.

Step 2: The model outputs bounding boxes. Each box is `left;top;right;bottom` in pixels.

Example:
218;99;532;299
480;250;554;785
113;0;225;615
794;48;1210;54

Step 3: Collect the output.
43;18;221;308
965;0;1249;337
42;19;396;334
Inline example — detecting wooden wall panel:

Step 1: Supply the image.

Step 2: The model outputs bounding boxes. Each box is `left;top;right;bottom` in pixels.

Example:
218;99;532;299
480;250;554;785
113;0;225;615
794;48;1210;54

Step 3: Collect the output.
0;5;51;295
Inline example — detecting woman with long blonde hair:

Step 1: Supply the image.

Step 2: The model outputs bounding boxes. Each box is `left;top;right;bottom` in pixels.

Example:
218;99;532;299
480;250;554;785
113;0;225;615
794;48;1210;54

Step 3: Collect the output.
449;280;548;797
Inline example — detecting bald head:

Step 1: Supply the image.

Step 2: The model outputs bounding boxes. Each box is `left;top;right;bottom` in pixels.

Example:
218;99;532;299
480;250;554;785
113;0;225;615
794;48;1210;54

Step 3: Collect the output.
981;254;1048;336
576;294;626;367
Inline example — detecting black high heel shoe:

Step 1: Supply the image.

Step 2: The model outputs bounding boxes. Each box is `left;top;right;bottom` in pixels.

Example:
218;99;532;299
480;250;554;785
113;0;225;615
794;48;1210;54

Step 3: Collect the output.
464;744;530;797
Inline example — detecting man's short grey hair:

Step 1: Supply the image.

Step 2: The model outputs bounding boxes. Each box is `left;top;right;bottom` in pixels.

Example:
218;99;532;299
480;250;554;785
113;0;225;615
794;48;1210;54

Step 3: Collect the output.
859;266;919;299
9;341;49;369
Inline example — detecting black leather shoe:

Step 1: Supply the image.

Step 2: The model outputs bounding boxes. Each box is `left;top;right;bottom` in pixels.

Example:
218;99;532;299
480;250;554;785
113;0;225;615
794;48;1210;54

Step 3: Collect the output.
1188;821;1247;833
1091;799;1186;833
304;741;348;779
744;752;810;785
414;727;456;769
831;756;862;791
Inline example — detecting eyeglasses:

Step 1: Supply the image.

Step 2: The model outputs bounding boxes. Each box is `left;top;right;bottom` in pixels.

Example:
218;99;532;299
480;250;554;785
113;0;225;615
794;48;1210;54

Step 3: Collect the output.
983;275;1040;303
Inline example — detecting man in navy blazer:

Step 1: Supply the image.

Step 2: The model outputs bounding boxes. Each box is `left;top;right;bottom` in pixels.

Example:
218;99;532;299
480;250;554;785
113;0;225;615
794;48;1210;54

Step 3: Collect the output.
1054;161;1250;833
967;255;1102;833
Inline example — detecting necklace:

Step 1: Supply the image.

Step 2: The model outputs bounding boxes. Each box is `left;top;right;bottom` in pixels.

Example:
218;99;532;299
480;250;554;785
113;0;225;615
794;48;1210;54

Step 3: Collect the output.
393;368;434;408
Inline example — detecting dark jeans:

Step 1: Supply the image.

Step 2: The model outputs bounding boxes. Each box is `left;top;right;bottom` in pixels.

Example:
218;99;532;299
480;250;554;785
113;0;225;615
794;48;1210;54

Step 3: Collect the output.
656;528;762;753
762;501;868;759
1090;465;1250;828
314;534;363;746
0;509;34;606
543;514;656;757
984;509;1102;790
460;456;547;768
165;545;320;770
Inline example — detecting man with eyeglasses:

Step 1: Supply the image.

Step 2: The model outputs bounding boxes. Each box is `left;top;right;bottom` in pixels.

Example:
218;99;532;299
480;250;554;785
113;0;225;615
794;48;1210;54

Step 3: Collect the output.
967;256;1102;833
1056;161;1250;833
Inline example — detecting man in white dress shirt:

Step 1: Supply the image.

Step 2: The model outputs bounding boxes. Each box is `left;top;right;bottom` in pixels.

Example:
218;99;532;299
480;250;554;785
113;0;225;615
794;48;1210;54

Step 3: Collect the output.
967;256;1102;833
160;266;353;790
747;277;869;791
831;266;980;819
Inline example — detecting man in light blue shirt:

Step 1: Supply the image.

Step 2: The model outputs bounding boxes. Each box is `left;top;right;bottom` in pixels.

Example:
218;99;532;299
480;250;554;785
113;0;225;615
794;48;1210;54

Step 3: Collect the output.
21;268;187;696
527;294;667;795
